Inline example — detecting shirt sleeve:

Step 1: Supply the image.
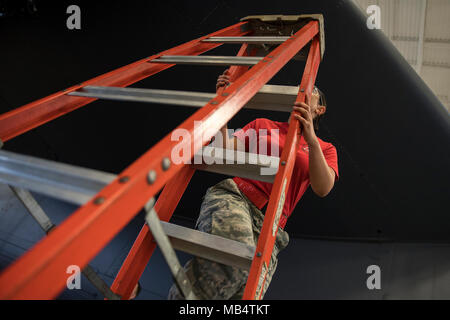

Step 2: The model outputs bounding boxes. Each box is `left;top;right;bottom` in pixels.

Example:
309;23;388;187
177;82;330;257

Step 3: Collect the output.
322;143;339;181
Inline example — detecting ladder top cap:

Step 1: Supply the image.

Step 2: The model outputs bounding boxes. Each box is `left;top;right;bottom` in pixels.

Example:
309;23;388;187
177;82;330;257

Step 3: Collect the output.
240;14;325;60
240;14;323;23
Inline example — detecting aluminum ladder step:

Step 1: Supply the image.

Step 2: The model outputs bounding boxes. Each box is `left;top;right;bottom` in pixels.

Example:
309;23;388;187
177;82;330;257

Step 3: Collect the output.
68;85;299;113
0;150;256;272
0;149;278;206
202;36;290;44
150;55;263;66
196;146;278;183
0;149;116;205
161;220;255;270
142;196;255;300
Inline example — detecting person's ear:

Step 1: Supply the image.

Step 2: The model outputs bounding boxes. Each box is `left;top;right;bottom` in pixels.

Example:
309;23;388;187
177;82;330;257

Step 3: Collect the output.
316;105;326;116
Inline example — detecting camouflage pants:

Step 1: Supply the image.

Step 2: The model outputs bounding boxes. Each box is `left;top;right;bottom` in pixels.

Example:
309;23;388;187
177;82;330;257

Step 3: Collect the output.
167;178;289;300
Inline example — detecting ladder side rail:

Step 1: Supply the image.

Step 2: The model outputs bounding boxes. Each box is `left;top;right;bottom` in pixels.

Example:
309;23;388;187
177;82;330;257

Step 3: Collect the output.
0;20;318;299
108;42;255;300
0;22;249;142
242;34;322;300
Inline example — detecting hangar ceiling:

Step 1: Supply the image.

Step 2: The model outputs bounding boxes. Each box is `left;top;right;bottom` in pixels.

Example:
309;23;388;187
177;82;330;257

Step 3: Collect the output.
354;0;450;111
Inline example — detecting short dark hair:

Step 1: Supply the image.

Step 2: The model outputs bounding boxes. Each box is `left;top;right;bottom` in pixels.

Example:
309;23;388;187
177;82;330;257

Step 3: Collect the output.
313;87;327;131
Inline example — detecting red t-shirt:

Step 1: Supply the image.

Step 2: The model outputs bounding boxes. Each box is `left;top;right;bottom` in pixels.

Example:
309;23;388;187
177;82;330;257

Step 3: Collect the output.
232;118;339;229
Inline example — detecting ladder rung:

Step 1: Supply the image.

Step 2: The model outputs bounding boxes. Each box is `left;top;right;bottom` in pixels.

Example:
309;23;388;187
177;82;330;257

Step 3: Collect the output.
68;85;298;113
193;146;277;183
150;55;263;66
69;86;214;107
202;36;290;44
246;84;298;112
0;150;116;205
0;149;279;205
161;221;255;270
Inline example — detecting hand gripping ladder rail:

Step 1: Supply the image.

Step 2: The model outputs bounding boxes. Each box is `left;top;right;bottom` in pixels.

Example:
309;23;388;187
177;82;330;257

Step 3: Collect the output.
0;14;325;300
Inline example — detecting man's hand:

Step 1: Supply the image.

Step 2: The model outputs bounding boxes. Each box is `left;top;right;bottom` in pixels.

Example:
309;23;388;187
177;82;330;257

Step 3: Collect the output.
292;102;319;147
216;69;230;92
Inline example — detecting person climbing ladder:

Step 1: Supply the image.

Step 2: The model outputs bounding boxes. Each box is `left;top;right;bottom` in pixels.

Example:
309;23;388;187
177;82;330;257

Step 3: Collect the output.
167;69;339;300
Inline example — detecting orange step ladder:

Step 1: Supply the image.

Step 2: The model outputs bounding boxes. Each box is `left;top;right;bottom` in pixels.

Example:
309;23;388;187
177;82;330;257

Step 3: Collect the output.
0;14;324;300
